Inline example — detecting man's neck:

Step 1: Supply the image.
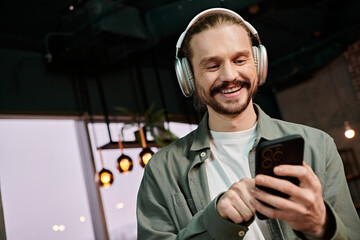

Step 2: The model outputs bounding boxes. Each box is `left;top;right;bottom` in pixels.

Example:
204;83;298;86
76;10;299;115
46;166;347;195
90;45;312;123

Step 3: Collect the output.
207;102;257;132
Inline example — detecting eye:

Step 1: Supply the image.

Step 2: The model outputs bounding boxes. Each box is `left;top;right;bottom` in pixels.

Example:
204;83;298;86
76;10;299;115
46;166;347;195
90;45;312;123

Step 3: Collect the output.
235;59;246;64
206;64;219;70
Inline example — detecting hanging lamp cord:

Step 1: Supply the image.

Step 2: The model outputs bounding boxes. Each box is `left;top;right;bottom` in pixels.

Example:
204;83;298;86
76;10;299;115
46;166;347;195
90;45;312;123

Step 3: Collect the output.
139;127;147;149
117;134;124;154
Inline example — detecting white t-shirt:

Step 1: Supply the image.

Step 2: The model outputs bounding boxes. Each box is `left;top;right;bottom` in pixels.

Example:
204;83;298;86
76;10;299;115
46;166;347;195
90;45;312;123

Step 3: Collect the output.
204;123;271;240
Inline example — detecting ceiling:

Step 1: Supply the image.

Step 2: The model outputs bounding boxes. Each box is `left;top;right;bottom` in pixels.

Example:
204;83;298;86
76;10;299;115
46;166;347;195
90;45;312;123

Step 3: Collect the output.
1;0;360;117
1;0;360;81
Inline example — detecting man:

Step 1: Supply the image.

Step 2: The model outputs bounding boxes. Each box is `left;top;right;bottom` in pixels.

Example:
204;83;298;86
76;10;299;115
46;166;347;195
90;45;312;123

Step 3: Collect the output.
137;8;360;239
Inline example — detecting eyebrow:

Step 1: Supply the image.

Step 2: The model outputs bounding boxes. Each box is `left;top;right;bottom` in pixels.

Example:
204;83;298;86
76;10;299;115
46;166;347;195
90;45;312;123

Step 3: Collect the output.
199;50;251;66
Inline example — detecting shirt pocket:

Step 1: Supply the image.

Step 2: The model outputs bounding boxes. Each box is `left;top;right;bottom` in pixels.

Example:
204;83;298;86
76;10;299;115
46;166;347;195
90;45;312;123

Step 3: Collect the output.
172;193;193;231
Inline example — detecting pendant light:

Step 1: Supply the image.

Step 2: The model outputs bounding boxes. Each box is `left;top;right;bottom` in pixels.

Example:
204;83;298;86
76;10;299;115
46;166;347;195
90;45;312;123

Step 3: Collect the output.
344;121;355;139
116;134;133;173
95;149;114;188
138;127;154;168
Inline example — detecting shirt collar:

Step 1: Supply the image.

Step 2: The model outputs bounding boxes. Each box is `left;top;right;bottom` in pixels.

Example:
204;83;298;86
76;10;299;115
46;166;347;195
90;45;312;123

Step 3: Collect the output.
190;104;282;152
254;104;283;141
190;111;210;152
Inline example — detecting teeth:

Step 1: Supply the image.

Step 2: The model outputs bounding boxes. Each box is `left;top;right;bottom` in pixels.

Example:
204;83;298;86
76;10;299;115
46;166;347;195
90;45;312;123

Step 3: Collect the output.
220;86;241;94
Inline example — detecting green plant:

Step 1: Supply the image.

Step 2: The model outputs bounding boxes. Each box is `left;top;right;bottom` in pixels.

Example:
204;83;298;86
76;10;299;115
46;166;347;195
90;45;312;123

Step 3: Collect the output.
115;103;178;148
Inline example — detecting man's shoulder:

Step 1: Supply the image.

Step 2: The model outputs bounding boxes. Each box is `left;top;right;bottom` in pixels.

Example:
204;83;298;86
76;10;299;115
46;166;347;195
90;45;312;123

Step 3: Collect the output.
270;117;333;143
256;104;332;141
162;128;197;152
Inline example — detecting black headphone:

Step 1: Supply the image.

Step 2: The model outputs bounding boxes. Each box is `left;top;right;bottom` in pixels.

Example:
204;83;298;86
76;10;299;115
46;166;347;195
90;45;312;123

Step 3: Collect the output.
174;8;268;97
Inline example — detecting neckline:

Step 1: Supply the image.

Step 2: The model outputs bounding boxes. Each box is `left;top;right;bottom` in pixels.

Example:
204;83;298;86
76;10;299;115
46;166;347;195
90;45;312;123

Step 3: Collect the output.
210;122;257;141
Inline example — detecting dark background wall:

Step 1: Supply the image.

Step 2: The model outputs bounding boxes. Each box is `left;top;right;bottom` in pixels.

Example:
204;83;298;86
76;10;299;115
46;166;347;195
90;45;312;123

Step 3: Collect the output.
1;0;360;122
277;40;360;209
277;40;360;152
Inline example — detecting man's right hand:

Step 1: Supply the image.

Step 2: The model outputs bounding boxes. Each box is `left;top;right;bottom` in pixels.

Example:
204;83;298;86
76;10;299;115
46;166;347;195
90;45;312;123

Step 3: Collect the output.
216;178;256;224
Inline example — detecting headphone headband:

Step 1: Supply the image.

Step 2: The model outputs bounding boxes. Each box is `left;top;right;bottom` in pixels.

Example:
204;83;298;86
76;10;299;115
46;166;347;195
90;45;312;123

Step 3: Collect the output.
176;8;261;59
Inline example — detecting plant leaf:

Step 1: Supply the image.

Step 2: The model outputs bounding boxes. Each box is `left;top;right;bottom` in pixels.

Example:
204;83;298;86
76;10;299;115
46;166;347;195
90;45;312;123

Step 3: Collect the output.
144;103;155;119
114;106;133;116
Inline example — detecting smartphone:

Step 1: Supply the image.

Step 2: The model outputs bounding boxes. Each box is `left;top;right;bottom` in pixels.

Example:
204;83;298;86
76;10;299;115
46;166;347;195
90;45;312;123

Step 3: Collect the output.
255;134;304;220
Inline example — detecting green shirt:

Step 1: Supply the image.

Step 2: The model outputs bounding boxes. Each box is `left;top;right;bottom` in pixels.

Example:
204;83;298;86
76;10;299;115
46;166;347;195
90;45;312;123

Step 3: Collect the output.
137;105;360;239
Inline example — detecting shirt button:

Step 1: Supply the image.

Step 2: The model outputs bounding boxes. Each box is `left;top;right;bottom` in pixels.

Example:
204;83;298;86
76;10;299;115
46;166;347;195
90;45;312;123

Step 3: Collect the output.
238;231;245;237
200;152;206;158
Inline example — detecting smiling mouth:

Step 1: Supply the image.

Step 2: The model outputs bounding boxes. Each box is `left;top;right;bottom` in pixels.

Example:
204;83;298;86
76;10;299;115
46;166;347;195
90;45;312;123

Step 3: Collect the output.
211;80;250;96
220;85;242;94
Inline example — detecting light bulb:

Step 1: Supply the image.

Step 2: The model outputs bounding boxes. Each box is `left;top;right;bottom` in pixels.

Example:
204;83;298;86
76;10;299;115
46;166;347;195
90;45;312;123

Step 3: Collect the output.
95;168;114;187
116;202;124;209
58;225;65;232
53;225;59;231
100;172;111;184
142;153;152;165
345;129;355;139
117;154;133;173
139;148;154;168
344;121;355;139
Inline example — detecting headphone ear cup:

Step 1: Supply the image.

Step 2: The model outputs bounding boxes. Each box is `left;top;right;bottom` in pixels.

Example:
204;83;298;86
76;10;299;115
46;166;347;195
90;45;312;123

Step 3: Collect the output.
181;58;195;95
252;45;268;86
258;45;268;86
175;58;192;97
252;46;259;78
252;46;261;85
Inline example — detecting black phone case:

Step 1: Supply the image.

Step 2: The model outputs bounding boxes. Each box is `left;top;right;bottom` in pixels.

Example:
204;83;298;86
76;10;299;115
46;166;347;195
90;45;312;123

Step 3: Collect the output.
255;134;304;220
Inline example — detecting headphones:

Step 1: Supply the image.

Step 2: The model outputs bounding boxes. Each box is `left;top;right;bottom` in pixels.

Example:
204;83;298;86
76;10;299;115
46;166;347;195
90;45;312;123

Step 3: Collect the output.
174;8;268;97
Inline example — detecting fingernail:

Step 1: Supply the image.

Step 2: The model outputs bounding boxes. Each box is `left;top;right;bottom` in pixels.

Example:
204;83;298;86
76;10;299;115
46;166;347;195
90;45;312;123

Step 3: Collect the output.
275;167;282;173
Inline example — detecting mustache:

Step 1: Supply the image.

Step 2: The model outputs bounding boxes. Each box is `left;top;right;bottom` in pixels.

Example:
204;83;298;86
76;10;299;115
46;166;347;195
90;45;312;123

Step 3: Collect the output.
210;79;251;96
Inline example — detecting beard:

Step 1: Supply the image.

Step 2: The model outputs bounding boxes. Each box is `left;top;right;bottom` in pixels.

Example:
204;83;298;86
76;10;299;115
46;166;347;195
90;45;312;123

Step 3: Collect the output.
194;79;257;115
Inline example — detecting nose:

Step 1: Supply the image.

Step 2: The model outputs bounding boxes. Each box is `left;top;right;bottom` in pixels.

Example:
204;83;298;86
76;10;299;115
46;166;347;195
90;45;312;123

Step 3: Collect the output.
219;62;238;82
